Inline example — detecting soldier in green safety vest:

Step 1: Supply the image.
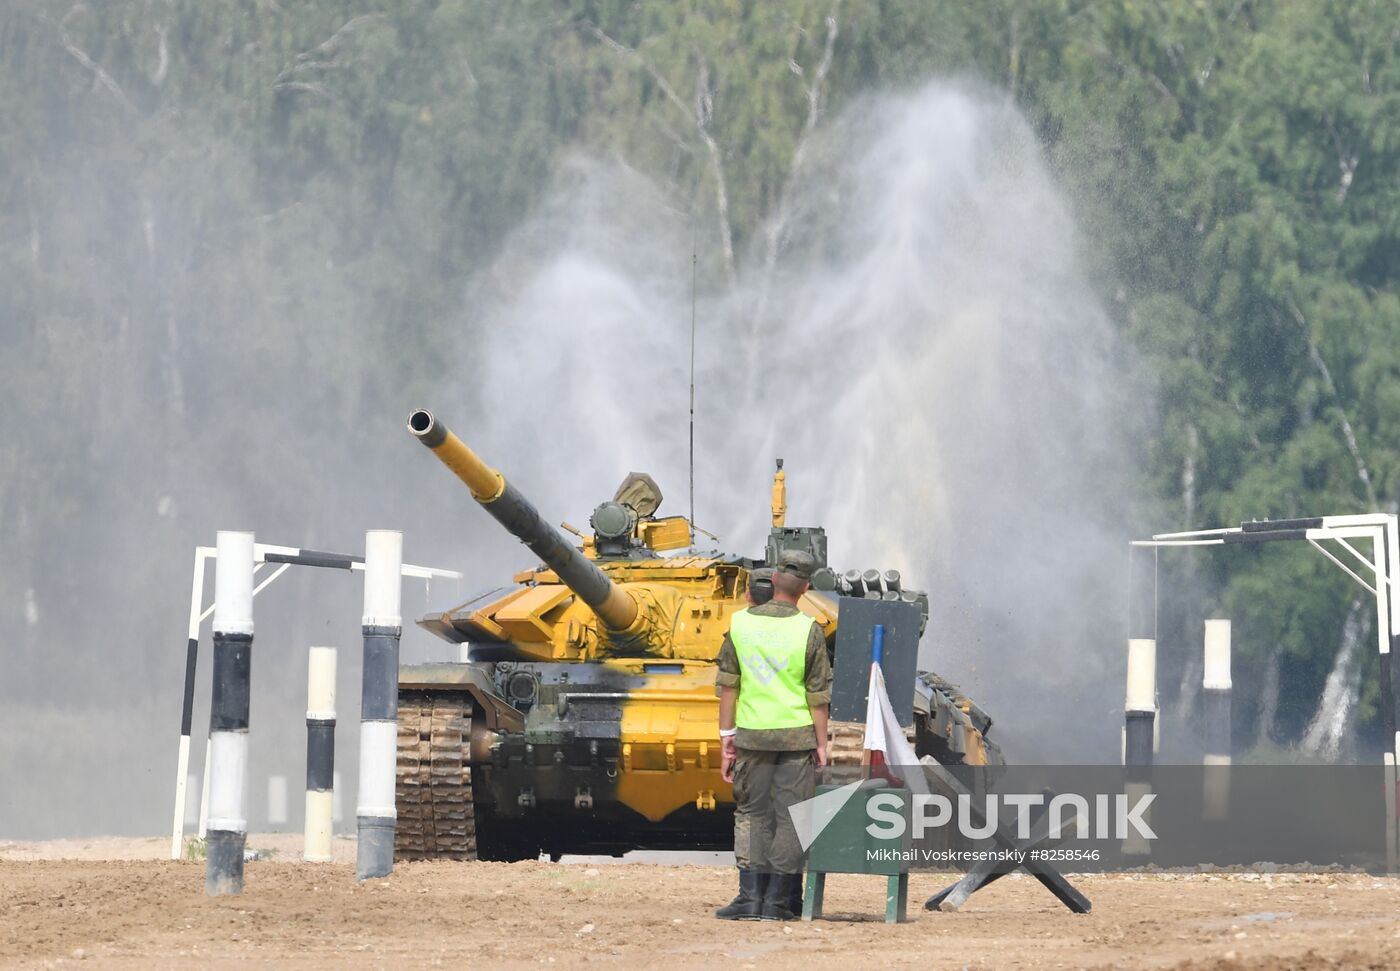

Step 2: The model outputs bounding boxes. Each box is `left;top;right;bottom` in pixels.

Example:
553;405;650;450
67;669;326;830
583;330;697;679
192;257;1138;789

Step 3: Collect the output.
714;550;832;921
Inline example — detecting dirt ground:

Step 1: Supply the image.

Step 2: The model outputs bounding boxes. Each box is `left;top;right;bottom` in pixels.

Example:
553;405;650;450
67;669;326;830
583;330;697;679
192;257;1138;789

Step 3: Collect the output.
3;838;1400;970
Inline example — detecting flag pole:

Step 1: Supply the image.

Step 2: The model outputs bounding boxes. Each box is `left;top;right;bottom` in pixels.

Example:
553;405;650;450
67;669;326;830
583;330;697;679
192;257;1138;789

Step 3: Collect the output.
862;624;885;770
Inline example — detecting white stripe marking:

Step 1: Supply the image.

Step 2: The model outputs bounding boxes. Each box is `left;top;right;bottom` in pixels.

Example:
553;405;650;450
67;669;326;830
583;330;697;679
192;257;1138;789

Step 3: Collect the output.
213;531;255;636
363;530;404;628
207;730;249;834
357;720;399;819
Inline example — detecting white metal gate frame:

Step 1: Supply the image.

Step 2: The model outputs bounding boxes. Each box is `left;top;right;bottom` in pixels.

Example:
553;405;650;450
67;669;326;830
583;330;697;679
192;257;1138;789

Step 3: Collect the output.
1133;513;1400;863
169;542;462;859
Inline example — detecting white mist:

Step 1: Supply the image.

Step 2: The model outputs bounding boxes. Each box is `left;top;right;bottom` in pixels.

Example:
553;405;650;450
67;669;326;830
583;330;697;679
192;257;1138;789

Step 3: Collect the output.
455;84;1139;762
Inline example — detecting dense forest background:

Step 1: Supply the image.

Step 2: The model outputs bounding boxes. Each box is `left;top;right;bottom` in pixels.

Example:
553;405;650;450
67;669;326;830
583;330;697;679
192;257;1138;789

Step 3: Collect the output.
2;0;1398;837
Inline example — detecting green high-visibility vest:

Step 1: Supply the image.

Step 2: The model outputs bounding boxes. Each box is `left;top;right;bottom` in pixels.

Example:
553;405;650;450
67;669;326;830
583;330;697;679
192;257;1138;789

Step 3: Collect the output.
730;608;816;730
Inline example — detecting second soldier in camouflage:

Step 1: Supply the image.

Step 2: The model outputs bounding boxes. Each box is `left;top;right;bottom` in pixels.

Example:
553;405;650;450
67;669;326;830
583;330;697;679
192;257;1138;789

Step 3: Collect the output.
714;550;832;921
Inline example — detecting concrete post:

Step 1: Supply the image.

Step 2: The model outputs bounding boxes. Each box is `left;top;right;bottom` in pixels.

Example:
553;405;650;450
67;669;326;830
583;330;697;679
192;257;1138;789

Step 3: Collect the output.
357;530;402;879
1122;636;1156;861
1124;638;1157;767
304;645;337;862
206;530;254;896
1202;619;1232;821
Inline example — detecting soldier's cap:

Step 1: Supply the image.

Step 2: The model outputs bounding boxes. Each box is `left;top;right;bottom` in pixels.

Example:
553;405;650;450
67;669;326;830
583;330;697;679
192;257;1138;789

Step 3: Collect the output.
748;568;775;603
774;550;816;581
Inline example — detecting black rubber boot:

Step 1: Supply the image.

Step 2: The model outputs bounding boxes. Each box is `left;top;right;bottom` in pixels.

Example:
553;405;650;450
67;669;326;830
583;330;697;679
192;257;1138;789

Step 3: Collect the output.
715;868;764;920
759;872;799;921
787;872;804;916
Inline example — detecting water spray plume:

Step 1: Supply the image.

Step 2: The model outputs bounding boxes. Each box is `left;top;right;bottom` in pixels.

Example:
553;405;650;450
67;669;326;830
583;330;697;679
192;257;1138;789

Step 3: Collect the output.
466;84;1140;761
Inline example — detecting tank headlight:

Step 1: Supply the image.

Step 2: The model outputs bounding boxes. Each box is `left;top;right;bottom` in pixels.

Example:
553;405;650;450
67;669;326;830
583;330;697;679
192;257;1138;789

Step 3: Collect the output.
507;670;539;705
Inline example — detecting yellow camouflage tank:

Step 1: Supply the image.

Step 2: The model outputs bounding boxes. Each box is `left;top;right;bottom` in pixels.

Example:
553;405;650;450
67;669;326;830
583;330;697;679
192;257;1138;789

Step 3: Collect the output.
395;410;1002;861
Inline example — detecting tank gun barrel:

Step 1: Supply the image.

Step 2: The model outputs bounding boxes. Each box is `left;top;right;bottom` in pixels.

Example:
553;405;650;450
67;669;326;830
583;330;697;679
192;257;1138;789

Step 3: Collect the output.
407;410;639;631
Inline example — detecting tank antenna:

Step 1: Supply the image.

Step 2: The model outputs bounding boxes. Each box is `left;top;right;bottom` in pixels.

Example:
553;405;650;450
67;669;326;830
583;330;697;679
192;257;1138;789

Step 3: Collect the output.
688;232;697;539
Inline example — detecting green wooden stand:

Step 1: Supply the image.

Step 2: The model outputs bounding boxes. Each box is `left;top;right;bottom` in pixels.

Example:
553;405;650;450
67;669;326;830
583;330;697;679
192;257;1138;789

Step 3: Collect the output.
801;781;911;924
802;870;908;923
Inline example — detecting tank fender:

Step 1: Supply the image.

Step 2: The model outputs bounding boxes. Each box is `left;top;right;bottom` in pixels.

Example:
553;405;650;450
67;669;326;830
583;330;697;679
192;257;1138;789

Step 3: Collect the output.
398;662;525;733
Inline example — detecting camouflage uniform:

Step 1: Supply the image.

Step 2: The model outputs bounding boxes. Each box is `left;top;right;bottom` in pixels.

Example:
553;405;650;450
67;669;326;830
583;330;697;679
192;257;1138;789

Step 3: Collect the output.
716;601;832;873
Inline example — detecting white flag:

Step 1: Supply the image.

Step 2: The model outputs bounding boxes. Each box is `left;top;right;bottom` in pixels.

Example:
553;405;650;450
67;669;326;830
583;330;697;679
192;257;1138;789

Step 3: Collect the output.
863;662;929;795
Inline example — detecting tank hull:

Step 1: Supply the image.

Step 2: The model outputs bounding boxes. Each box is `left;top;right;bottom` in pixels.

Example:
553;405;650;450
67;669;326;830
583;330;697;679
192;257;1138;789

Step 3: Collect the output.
395;657;1001;861
397;658;733;860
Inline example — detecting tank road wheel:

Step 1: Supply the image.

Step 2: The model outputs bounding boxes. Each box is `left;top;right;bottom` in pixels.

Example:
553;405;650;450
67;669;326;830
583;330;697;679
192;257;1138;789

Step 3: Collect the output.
395;692;477;860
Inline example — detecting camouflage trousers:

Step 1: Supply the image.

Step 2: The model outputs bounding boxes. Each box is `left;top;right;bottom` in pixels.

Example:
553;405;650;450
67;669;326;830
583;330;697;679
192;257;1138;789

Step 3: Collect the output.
732;748;815;874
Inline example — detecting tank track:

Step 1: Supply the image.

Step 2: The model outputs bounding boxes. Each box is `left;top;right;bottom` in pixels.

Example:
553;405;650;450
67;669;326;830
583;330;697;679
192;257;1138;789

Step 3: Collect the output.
827;718;919;772
826;720;871;767
395;691;477;861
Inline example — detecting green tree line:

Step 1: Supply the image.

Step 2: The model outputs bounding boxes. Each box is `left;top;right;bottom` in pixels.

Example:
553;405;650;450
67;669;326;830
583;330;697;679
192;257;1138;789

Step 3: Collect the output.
2;0;1398;757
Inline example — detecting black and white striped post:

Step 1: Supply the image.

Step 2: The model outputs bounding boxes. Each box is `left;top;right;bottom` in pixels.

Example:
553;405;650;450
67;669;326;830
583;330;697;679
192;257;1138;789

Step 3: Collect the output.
1124;546;1157;767
304;646;337;863
357;530;403;880
1202;619;1232;820
1121;548;1156;861
1135;515;1400;863
170;546;212;859
1384;521;1400;871
168;537;461;870
1123;638;1157;766
206;530;254;896
1122;636;1156;860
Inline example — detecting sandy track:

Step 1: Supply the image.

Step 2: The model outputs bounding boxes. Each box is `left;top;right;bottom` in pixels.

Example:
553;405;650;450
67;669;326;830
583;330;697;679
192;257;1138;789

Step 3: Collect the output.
3;846;1400;969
